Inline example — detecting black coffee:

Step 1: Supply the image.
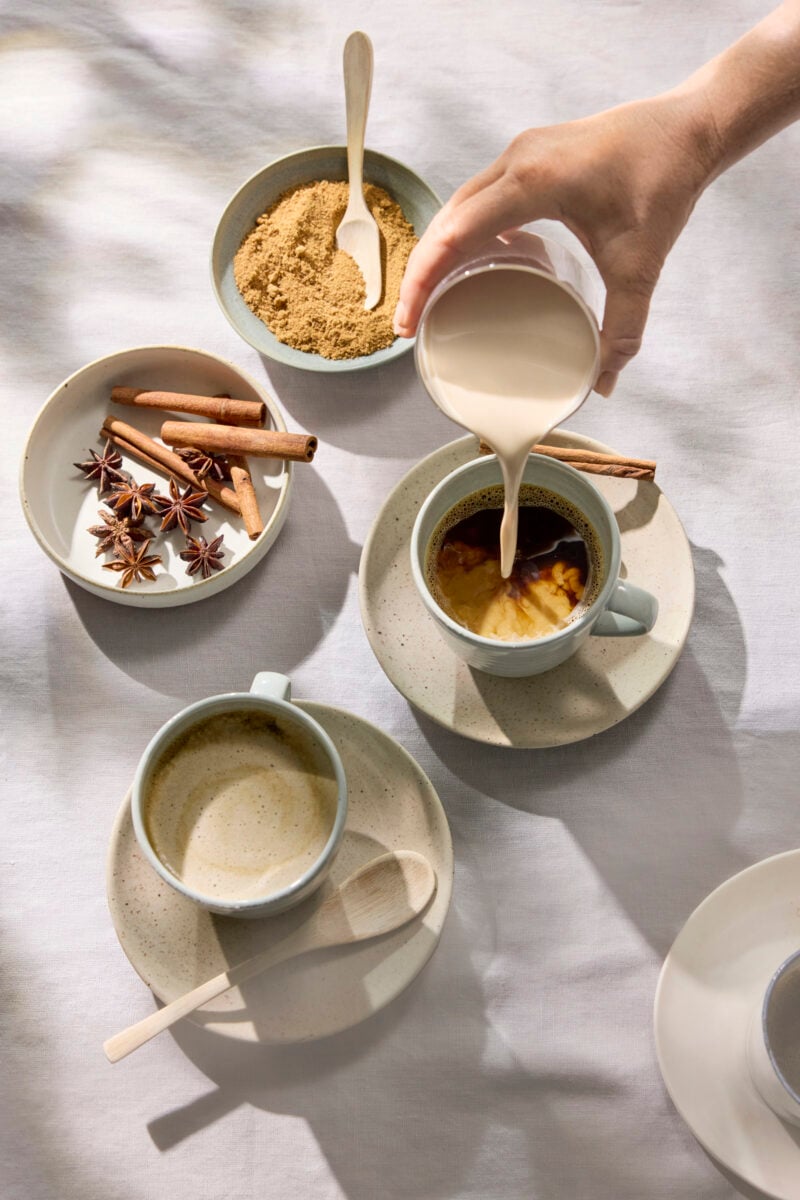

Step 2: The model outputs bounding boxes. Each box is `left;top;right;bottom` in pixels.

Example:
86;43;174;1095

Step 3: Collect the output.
426;484;602;641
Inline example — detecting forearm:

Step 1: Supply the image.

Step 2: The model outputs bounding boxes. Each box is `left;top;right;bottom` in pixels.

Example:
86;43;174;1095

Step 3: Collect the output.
676;1;800;181
396;2;800;378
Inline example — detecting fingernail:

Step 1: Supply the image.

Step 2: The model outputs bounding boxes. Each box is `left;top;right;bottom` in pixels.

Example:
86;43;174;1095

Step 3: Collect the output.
595;371;616;397
393;301;408;336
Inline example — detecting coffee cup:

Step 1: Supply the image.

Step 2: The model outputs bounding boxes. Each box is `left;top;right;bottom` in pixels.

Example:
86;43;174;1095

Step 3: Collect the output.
131;672;347;918
746;948;800;1125
410;453;658;677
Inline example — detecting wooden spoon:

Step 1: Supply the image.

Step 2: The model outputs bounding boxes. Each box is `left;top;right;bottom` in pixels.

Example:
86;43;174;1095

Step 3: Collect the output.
335;31;382;310
103;850;436;1062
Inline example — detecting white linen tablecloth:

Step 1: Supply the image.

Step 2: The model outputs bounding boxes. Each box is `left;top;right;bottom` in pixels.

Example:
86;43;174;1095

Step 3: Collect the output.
3;2;799;1197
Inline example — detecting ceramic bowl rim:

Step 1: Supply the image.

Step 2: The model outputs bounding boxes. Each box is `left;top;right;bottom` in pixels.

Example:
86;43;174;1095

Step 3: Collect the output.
210;144;443;373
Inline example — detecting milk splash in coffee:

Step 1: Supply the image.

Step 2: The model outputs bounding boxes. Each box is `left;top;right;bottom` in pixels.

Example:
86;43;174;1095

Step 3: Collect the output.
418;266;598;577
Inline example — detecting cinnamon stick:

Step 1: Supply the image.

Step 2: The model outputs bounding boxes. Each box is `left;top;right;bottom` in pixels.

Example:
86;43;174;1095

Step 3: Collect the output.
212;393;264;541
111;387;266;426
228;457;263;540
477;439;656;480
161;421;317;463
101;417;242;515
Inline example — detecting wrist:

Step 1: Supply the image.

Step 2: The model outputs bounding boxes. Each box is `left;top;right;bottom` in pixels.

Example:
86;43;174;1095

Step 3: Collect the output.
661;78;729;190
672;2;800;182
635;86;722;201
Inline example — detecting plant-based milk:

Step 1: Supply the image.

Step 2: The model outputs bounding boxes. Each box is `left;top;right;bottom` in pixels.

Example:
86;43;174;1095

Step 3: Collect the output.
418;267;598;577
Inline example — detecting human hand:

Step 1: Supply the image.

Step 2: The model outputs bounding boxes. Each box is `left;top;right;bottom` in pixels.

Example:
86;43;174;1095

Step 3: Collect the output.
394;94;717;396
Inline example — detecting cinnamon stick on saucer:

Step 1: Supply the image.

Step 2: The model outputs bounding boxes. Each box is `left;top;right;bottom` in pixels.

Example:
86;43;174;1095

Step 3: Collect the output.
101;417;242;515
161;421;317;463
477;440;656;481
111;387;266;427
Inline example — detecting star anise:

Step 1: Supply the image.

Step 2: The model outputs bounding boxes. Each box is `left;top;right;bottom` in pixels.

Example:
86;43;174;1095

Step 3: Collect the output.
179;533;226;579
102;539;162;589
155;477;209;536
108;478;162;521
176;446;231;482
73;439;126;494
87;508;150;557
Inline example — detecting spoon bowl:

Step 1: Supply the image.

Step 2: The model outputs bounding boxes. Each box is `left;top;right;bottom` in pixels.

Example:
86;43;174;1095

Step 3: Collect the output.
103;850;436;1062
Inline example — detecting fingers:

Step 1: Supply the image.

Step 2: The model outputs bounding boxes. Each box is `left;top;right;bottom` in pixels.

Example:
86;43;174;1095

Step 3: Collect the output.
594;276;655;394
594;370;619;398
394;159;551;336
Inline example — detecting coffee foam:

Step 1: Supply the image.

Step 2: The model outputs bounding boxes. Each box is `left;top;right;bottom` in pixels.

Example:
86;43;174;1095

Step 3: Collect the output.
424;483;604;635
144;710;338;902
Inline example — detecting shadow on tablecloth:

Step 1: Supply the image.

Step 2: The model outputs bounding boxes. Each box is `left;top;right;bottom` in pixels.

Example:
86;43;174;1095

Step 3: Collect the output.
261;350;458;460
412;538;750;960
63;465;360;698
146;899;495;1200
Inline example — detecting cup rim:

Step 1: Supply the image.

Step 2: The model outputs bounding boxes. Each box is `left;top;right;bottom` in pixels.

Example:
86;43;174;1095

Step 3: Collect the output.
131;691;348;913
761;946;800;1106
410;452;621;650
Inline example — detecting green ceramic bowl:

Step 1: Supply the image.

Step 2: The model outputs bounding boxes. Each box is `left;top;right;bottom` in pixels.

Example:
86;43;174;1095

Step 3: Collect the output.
211;146;442;373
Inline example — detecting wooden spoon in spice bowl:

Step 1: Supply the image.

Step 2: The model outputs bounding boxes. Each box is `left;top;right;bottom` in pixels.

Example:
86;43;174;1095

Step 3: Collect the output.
335;31;382;310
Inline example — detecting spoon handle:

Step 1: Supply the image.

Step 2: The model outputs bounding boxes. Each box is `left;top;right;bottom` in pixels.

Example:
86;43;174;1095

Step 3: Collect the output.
342;31;373;205
104;851;435;1063
103;927;310;1063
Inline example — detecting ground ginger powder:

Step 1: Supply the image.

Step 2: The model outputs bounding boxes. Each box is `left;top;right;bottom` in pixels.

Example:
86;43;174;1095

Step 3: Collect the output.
233;179;418;359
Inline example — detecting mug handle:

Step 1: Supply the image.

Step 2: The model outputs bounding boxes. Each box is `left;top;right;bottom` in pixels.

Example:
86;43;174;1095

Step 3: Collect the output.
592;581;658;638
250;672;292;701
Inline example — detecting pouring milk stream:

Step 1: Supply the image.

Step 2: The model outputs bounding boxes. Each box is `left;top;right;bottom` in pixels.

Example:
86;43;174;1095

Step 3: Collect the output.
417;262;599;577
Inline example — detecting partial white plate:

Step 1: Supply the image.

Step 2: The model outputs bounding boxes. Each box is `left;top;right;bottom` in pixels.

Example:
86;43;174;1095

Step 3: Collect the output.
655;850;800;1200
359;432;694;748
20;345;292;607
107;701;453;1043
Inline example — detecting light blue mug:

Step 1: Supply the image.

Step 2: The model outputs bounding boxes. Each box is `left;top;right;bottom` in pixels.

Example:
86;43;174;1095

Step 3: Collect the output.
131;673;348;918
410;453;658;678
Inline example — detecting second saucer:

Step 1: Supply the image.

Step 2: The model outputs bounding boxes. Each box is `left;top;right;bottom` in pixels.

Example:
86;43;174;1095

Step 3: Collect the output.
359;432;694;748
108;700;453;1044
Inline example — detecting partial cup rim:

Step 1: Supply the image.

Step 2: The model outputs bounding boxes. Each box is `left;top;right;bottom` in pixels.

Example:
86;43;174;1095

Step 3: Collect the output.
130;691;348;913
762;946;800;1107
409;452;621;651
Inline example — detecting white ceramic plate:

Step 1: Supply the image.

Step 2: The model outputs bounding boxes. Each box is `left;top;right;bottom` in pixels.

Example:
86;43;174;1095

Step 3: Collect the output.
20;345;292;607
107;701;453;1043
655;850;800;1200
359;432;694;748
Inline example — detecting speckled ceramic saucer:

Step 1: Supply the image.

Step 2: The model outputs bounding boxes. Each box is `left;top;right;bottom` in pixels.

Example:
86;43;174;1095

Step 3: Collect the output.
359;433;694;748
107;702;453;1044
